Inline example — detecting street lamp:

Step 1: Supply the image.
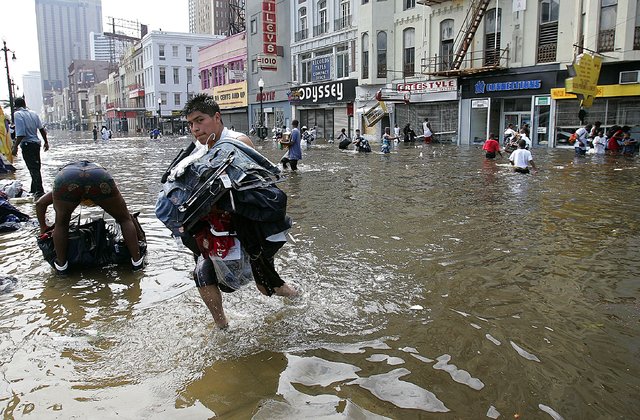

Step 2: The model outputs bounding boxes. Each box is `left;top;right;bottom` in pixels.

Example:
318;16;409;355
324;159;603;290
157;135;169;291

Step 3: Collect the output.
186;80;191;100
258;77;265;140
2;41;17;121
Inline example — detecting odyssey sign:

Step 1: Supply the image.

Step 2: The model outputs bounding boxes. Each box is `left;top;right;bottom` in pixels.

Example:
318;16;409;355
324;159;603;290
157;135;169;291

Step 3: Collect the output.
289;80;357;104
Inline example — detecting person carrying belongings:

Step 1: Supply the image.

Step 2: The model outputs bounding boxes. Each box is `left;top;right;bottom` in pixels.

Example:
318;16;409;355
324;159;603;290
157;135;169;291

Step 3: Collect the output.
337;128;351;149
35;161;146;274
156;94;298;330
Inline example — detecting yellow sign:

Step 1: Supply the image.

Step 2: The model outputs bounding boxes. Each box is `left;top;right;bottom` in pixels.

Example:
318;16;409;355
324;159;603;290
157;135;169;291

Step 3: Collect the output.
363;101;388;127
212;81;248;109
565;53;602;107
551;83;640;100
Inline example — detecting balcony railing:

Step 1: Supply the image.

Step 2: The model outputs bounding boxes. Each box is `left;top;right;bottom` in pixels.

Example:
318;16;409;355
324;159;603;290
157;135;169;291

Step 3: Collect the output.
537;44;557;64
635;26;640;50
295;28;308;42
313;22;329;37
598;29;615;52
334;15;352;31
421;46;509;76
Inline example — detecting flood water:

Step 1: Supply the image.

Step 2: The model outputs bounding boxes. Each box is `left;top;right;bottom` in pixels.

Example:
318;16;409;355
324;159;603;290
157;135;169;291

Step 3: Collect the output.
1;133;639;419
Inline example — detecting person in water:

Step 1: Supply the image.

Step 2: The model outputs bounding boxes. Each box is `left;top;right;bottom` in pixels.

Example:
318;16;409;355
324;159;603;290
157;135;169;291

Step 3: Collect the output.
180;93;298;328
35;161;144;274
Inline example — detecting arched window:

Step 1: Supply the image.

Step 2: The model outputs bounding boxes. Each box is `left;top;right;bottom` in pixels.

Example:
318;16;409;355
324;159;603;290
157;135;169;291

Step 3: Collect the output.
403;28;415;77
377;31;387;78
439;20;454;71
484;8;501;66
362;33;369;79
538;0;559;61
297;7;308;41
317;0;328;36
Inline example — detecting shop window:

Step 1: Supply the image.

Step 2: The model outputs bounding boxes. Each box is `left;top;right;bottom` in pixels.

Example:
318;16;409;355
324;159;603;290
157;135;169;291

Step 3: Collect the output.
362;33;369;79
538;0;559;63
599;0;617;52
484;8;501;67
440;20;454;71
403;28;415;77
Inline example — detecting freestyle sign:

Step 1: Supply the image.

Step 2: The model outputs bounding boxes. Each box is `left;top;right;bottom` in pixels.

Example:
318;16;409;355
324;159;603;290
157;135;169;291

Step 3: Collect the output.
475;79;541;94
397;79;457;93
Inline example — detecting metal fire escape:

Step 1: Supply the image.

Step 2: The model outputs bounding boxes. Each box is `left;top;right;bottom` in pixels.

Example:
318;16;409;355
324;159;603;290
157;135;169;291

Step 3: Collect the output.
228;0;246;35
420;0;508;77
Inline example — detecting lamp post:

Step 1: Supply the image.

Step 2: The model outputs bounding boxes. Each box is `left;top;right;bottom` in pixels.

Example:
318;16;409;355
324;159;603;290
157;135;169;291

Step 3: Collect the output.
257;77;265;140
157;98;162;133
2;41;17;121
186;80;191;100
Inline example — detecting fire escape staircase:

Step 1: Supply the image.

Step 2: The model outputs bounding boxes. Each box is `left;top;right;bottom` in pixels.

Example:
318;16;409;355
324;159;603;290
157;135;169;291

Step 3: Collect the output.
421;0;508;77
451;0;491;70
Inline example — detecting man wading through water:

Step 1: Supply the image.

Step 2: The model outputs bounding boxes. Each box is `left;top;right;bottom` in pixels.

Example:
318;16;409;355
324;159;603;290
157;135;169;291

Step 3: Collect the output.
162;94;298;329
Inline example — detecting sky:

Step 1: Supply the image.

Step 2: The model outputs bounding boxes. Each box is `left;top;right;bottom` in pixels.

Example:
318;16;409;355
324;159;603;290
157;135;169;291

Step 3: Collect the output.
0;0;188;104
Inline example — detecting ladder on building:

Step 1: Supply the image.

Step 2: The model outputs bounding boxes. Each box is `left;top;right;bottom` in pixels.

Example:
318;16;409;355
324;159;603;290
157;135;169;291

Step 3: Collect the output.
450;0;492;70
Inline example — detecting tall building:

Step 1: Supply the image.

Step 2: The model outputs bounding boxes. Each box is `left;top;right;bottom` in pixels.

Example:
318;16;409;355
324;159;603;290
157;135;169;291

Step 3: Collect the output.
188;0;233;35
35;0;103;104
22;71;44;118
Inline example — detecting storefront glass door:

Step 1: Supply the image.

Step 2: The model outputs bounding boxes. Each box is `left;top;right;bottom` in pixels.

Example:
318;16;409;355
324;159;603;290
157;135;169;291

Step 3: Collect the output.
532;96;551;146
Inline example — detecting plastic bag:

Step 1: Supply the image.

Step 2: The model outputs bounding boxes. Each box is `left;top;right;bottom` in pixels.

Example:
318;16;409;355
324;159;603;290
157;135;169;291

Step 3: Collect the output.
210;237;254;291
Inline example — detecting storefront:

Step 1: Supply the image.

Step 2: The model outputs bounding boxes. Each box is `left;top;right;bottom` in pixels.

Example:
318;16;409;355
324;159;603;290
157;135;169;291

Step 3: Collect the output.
395;79;459;143
249;86;292;138
213;81;249;133
551;62;640;146
290;79;357;141
460;66;563;147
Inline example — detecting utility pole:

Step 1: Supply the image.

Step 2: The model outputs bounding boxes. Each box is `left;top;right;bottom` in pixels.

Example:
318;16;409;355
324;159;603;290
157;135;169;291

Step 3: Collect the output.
2;41;17;121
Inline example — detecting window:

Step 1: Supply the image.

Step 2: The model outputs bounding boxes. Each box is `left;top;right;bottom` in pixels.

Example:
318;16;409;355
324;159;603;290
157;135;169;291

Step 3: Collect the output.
362;33;369;79
160;93;167;105
297;7;308;41
484;8;501;66
173;67;180;84
228;60;244;82
172;45;178;57
538;0;559;62
159;67;166;84
159;44;165;60
362;0;369;4
337;45;349;78
250;18;257;34
377;31;387;78
213;65;225;86
403;28;415;77
315;0;328;36
337;0;351;30
186;68;192;84
300;53;312;83
599;0;617;52
440;20;454;71
251;59;257;74
186;46;193;62
175;93;181;106
404;0;415;10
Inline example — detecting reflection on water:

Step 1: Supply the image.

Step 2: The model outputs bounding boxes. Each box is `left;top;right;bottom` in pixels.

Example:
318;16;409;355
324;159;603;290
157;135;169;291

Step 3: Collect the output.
0;133;639;418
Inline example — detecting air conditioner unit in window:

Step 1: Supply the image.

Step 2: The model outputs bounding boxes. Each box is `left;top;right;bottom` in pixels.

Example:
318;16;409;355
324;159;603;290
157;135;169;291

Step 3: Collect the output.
619;70;640;84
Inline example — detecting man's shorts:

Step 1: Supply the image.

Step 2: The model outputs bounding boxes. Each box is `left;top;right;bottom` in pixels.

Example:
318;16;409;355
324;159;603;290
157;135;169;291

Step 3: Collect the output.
53;160;117;203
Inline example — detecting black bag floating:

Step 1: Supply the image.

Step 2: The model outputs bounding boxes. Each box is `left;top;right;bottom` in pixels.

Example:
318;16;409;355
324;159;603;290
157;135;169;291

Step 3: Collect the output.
37;213;147;269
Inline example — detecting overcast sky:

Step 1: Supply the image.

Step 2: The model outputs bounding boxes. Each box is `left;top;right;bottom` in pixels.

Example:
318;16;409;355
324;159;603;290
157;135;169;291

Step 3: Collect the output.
0;0;188;104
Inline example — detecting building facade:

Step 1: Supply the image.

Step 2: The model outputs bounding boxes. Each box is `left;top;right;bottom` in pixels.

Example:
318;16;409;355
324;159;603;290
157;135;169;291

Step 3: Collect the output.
141;31;223;134
22;71;44;118
35;0;103;106
288;0;359;140
189;0;232;35
199;32;248;132
67;59;111;130
246;0;292;135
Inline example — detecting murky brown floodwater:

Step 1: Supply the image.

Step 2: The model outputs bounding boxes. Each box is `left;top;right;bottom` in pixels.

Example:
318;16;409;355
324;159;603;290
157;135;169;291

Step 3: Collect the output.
0;132;638;419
